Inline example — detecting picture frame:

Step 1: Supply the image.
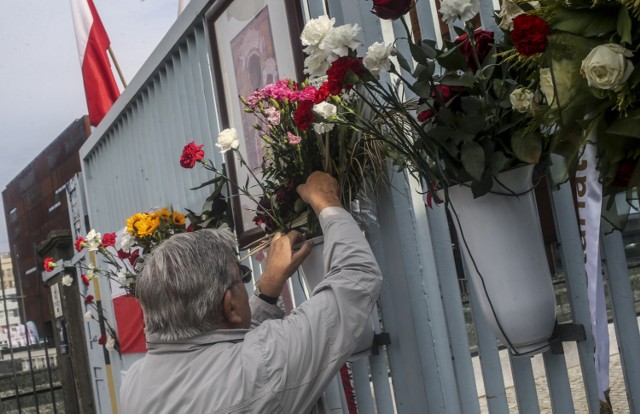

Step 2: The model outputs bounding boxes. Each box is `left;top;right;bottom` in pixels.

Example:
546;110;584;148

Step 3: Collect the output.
206;0;304;247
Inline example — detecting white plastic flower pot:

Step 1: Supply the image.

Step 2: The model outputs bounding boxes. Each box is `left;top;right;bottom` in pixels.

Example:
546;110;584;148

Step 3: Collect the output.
446;164;557;356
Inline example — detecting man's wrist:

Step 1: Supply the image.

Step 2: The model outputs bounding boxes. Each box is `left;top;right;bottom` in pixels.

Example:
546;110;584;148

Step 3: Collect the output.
254;286;278;305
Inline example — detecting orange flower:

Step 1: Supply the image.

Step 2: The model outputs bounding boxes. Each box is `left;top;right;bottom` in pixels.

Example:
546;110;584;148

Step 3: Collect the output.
172;211;186;226
157;208;171;222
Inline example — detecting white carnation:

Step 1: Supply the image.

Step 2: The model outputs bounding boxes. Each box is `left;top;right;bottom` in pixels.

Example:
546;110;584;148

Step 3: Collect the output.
85;229;102;252
498;0;524;30
319;24;362;59
363;42;395;76
300;15;335;48
313;123;335;134
120;229;135;253
304;49;331;78
216;128;239;153
105;335;116;352
61;275;74;287
313;102;337;119
84;311;94;321
439;0;479;24
581;44;634;90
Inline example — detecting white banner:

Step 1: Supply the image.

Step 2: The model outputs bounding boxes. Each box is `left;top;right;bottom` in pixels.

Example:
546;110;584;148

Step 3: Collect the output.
575;140;609;400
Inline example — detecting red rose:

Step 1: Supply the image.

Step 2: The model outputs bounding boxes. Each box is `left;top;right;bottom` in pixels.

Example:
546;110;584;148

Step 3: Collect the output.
101;233;116;247
44;257;56;272
74;237;86;252
511;15;550;56
180;141;205;169
98;335;106;345
455;30;495;73
417;109;434;122
371;0;413;20
81;274;90;286
117;249;130;260
84;295;94;305
294;100;316;131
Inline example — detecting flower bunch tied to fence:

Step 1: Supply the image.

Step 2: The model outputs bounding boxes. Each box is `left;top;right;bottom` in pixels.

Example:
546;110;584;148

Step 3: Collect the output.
44;207;202;353
182;17;393;252
499;0;640;226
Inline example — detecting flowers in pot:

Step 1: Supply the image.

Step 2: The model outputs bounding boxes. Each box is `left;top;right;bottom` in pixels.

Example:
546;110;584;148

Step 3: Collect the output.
499;0;640;225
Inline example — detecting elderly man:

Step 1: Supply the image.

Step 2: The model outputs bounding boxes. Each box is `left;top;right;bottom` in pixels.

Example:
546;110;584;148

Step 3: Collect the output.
120;172;382;413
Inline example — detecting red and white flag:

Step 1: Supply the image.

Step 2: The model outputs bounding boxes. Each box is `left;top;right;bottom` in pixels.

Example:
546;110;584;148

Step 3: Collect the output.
70;0;120;126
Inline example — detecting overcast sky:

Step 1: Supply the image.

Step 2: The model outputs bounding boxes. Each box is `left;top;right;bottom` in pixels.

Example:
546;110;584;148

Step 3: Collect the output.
0;0;180;253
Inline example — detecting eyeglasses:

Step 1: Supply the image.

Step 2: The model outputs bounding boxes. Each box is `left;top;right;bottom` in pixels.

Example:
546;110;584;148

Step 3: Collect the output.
237;263;252;284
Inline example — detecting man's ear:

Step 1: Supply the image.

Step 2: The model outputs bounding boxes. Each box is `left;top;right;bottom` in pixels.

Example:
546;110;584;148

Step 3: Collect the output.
222;288;243;326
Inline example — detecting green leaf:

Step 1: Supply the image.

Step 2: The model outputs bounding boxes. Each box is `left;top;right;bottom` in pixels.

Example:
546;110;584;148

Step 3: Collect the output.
413;62;435;81
489;151;510;174
437;48;467;71
460;96;484;115
461;141;485;180
453;25;466;37
511;129;543;164
617;6;633;45
459;116;486;135
428;126;455;143
410;43;433;64
395;52;413;73
552;8;617;37
471;169;494;198
440;72;476;87
411;80;431;98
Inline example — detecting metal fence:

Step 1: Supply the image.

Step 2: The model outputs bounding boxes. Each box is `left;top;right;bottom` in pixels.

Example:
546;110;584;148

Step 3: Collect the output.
76;0;640;412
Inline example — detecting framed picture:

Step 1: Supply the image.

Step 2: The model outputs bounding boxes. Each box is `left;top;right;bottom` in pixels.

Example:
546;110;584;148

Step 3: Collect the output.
206;0;304;247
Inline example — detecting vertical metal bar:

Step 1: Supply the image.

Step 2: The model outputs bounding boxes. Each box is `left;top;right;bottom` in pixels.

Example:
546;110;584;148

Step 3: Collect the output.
548;155;600;412
23;294;40;413
351;359;375;414
466;264;509;414
602;230;640;412
426;203;481;414
0;268;22;411
509;355;540;414
542;352;575;413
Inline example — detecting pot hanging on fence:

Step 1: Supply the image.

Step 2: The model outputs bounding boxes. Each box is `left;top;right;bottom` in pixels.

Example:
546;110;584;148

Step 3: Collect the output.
446;164;557;356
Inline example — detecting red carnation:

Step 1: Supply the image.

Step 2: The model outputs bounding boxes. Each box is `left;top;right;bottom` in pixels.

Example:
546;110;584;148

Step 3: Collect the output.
128;250;140;266
44;258;56;272
326;56;364;95
180;141;205;169
74;237;86;252
81;274;90;286
455;30;495;73
371;0;413;20
417;110;434;122
511;15;550;56
101;233;116;248
98;335;106;345
294;100;316;131
84;295;94;305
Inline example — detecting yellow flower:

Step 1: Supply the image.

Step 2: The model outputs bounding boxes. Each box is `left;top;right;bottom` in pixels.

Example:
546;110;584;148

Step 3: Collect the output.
126;213;148;235
135;214;160;237
172;211;186;226
157;208;171;222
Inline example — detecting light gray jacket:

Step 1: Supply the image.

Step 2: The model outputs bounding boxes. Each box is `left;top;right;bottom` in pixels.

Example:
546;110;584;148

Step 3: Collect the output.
120;207;382;413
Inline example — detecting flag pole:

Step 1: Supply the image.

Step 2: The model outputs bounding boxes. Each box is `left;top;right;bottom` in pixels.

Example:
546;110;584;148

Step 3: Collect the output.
107;46;128;88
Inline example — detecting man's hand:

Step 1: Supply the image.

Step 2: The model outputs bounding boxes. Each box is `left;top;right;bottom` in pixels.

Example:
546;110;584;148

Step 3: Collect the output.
258;231;313;298
296;171;343;215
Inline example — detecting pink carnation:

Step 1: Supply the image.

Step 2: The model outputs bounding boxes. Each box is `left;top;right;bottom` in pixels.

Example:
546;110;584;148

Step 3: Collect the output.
246;90;265;108
287;131;302;144
265;107;281;125
291;86;318;102
261;79;295;101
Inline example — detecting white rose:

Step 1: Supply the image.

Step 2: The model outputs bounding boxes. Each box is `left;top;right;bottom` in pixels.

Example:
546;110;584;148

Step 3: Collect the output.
581;44;634;90
84;311;94;321
498;0;524;30
105;335;116;352
363;42;395;76
120;229;135;252
85;229;101;252
509;87;535;113
300;15;335;48
439;0;479;24
319;24;362;59
61;275;73;287
313;102;337;119
216;128;239;153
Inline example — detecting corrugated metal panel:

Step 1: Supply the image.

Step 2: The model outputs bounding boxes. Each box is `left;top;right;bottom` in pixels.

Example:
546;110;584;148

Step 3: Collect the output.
77;0;640;413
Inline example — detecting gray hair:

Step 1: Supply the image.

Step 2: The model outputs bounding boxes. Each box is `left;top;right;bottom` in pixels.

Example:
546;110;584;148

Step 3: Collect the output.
136;228;238;342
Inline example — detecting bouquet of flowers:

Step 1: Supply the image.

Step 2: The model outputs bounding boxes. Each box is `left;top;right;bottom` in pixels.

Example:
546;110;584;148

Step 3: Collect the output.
183;17;389;250
499;0;640;221
304;1;547;200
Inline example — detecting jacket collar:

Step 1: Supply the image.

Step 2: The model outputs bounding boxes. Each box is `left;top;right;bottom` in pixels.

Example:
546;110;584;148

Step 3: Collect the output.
146;329;248;354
